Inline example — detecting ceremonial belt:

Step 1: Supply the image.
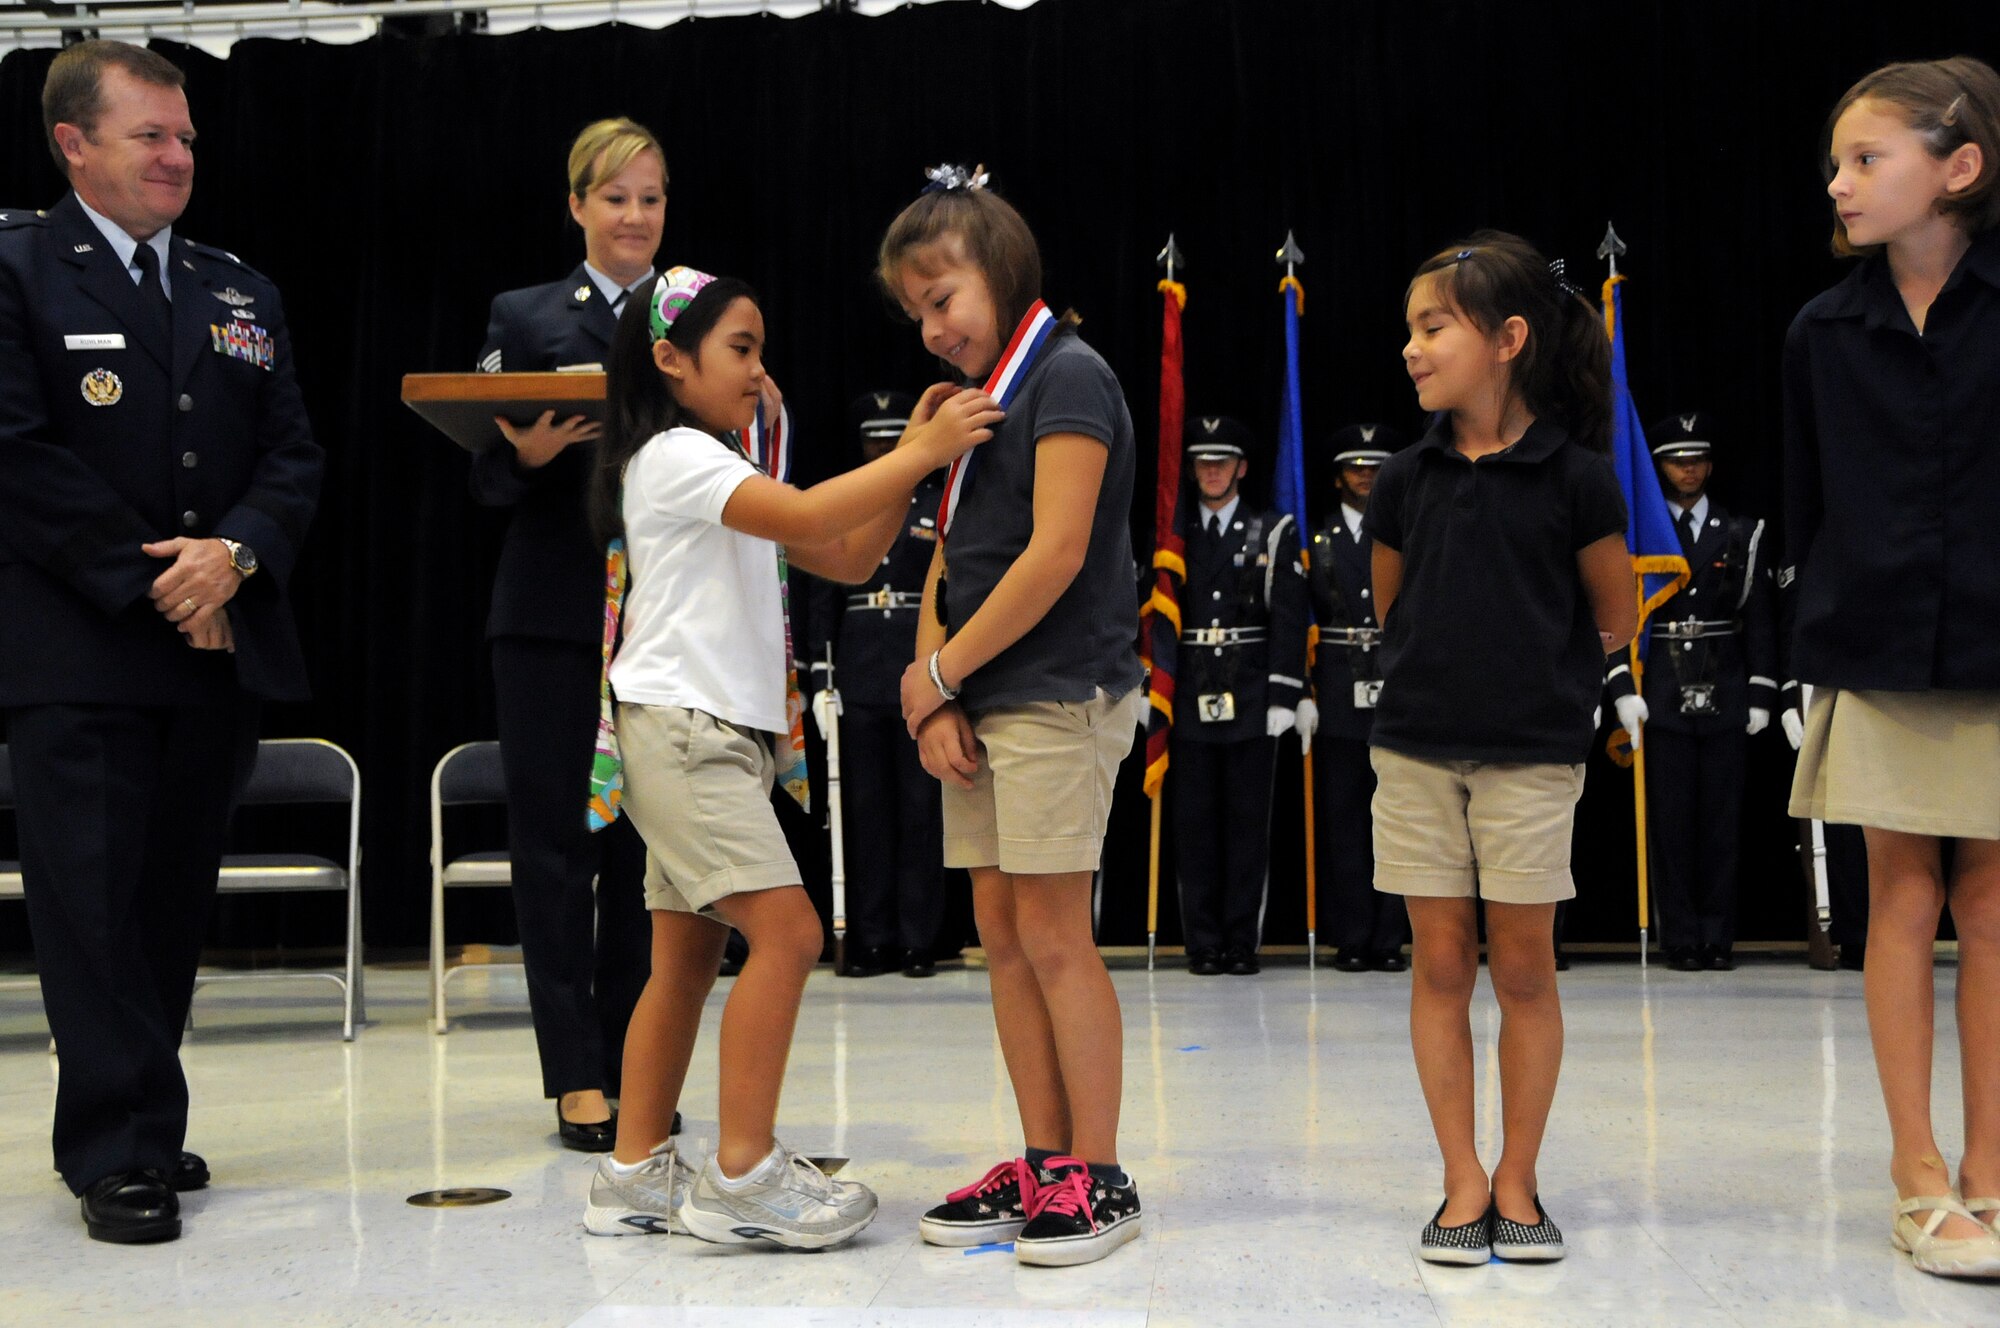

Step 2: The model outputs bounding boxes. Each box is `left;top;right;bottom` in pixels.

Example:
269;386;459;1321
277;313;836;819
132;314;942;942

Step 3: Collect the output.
847;590;923;610
1319;626;1381;646
1182;626;1267;647
1654;619;1740;641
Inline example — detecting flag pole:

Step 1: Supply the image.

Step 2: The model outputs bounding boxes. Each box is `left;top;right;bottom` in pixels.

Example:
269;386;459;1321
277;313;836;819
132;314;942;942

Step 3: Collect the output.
1598;220;1650;965
1276;231;1318;971
1146;233;1186;973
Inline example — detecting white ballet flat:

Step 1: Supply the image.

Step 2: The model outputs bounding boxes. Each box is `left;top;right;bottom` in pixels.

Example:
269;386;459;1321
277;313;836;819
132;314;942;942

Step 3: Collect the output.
1891;1195;2000;1278
1964;1196;2000;1231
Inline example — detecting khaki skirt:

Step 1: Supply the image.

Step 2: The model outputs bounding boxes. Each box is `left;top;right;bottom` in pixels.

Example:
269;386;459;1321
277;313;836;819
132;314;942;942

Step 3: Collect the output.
1790;688;2000;840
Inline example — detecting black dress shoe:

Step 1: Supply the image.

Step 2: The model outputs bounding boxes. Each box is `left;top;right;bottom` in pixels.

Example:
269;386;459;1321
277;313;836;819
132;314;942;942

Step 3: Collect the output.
169;1151;209;1192
1666;947;1702;972
1372;950;1409;973
556;1104;618;1152
81;1170;180;1244
1225;947;1261;976
1703;945;1736;972
1838;942;1866;971
901;949;936;978
1333;948;1371;973
1188;947;1223;976
840;945;895;978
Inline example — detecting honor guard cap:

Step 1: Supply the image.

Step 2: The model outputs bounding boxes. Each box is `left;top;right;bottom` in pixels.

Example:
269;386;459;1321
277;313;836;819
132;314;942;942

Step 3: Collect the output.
1328;421;1404;467
1650;411;1715;460
1185;414;1253;460
849;389;918;440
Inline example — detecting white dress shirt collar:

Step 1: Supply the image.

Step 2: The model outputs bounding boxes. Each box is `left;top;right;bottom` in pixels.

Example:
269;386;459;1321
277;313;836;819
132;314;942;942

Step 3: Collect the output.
1201;495;1242;535
1341;502;1366;541
75;194;173;299
583;260;655;310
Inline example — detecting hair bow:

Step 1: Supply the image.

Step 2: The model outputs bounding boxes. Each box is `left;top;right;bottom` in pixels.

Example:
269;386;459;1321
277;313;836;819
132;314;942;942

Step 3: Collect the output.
922;163;990;194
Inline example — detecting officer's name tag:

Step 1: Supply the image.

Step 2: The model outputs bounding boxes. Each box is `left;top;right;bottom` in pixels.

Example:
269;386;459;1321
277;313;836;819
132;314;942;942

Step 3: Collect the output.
64;333;126;350
1197;692;1237;723
1353;680;1382;709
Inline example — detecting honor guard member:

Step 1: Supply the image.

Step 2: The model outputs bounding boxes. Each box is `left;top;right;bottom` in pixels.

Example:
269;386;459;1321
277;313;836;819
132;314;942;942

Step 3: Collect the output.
1171;416;1310;975
807;391;948;978
1304;424;1411;972
0;42;322;1242
1605;412;1778;971
471;119;663;1151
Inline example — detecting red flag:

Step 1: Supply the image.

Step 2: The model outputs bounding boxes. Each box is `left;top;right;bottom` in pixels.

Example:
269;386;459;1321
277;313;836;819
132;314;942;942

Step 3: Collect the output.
1141;279;1187;798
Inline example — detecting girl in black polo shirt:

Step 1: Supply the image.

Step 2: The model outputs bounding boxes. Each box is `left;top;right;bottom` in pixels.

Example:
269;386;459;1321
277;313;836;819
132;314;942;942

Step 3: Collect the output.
1366;232;1635;1264
1783;57;2000;1278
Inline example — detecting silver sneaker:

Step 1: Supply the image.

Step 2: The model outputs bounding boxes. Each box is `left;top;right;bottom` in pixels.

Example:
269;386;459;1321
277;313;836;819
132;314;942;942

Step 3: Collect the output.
584;1140;697;1236
678;1143;877;1249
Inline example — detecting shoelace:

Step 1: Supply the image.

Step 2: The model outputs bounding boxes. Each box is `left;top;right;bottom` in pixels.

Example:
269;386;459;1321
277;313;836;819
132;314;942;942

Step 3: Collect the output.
783;1152;837;1202
947;1158;1035;1207
1027;1169;1097;1231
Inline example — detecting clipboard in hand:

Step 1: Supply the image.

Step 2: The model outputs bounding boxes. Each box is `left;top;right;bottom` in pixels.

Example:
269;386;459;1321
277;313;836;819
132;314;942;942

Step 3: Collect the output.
401;370;606;452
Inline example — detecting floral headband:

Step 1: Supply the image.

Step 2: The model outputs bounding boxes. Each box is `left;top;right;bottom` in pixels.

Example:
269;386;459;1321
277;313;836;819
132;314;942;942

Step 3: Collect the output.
922;162;990;194
650;264;718;342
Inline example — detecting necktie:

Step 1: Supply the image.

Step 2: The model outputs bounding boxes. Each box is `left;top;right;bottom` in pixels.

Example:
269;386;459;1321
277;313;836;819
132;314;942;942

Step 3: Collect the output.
131;241;171;336
1678;510;1698;558
1207;514;1221;539
611;289;627;318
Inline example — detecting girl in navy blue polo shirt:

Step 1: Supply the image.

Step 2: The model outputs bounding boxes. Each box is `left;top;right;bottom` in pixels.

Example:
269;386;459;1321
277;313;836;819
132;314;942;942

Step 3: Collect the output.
1783;56;2000;1279
1365;232;1635;1264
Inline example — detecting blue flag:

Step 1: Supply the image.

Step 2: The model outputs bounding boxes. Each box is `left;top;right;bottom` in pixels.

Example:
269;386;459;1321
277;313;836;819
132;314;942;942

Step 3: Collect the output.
1274;275;1316;655
1603;275;1690;644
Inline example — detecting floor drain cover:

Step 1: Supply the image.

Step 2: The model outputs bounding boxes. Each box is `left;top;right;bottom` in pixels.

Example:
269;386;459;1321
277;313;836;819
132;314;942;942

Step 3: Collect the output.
407;1188;511;1207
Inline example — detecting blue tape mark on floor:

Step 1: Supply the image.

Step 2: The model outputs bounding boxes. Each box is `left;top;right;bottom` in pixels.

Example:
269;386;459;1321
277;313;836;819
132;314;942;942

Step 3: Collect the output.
964;1241;1016;1255
1178;1045;1204;1052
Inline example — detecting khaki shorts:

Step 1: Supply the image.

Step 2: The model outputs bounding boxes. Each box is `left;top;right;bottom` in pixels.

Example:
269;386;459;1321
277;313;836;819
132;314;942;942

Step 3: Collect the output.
1790;687;2000;840
1369;746;1583;904
616;703;800;915
943;687;1142;875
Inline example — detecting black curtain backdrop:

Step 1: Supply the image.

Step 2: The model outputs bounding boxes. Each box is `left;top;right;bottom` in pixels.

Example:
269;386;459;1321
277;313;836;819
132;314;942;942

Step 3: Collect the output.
1;0;1992;958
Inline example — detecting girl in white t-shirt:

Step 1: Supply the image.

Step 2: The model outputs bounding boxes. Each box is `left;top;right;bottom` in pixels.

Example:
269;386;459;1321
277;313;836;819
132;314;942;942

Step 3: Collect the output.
580;266;999;1249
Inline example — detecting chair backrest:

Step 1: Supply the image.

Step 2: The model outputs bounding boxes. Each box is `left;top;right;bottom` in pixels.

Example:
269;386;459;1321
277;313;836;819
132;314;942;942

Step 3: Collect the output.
239;738;358;806
434;741;506;807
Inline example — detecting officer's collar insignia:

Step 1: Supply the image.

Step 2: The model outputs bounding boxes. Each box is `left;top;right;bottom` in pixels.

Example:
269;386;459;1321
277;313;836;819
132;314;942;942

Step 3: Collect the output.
80;368;123;407
574;284;593;302
1202;417;1220;433
213;286;255;307
1360;424;1377;442
182;259;195;271
73;243;93;254
1679;413;1697;433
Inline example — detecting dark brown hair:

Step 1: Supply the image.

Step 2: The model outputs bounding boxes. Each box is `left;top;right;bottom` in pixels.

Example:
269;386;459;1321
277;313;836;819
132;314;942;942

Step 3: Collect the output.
1404;230;1613;453
42;40;187;176
1823;55;2000;256
876;180;1075;341
589;276;760;546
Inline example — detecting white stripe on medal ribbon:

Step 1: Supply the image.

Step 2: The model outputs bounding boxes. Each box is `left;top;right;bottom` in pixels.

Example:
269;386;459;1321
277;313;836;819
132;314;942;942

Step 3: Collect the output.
939;302;1054;536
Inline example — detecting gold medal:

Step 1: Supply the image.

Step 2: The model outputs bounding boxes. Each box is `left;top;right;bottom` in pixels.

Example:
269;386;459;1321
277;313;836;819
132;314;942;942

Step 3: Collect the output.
80;368;123;407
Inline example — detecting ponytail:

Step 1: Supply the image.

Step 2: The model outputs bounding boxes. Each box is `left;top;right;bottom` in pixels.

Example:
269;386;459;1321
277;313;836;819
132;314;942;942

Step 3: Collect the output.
1405;231;1612;453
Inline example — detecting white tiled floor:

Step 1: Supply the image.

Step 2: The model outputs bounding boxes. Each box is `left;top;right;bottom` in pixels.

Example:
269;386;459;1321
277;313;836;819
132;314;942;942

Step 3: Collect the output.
0;959;1993;1326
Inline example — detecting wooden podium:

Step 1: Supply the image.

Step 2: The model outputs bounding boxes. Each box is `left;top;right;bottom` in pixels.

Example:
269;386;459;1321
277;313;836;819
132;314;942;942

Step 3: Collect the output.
400;371;605;452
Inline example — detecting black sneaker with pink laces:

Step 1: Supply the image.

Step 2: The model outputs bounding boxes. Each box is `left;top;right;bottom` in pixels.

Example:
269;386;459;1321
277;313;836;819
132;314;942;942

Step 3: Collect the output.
1013;1157;1142;1267
918;1157;1043;1247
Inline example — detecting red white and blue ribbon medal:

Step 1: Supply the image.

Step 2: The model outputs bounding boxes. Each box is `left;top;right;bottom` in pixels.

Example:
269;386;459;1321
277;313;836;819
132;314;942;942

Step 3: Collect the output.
937;299;1056;539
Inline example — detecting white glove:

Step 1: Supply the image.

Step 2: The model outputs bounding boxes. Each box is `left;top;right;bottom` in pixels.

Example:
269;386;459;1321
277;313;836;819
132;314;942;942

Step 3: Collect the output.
1294;698;1319;754
1613;694;1649;750
1781;708;1805;751
1746;707;1770;737
1266;705;1295;739
810;688;842;739
1593;706;1603;730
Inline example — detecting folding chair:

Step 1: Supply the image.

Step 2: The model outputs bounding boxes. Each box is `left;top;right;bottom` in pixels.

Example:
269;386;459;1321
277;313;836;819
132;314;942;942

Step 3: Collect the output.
199;737;365;1040
429;741;516;1033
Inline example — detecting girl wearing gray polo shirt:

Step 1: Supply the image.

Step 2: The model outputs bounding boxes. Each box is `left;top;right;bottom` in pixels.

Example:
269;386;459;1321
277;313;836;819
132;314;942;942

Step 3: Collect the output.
1369;233;1635;1265
879;173;1146;1268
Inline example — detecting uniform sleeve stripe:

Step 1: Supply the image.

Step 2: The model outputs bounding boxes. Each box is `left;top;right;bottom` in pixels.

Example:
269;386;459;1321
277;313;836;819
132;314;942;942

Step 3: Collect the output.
1749;676;1777;689
1607;664;1632;680
1269;674;1304;689
479;350;502;372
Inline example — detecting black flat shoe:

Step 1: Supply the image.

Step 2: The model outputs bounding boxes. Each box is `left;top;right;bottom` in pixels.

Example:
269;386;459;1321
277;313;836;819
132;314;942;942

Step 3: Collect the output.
901;949;936;978
1226;947;1261;976
1372;950;1409;973
840;945;895;978
81;1170;180;1244
1839;943;1866;971
1667;947;1702;972
1703;945;1736;972
1332;949;1370;973
1188;948;1223;977
169;1151;209;1192
557;1104;617;1153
